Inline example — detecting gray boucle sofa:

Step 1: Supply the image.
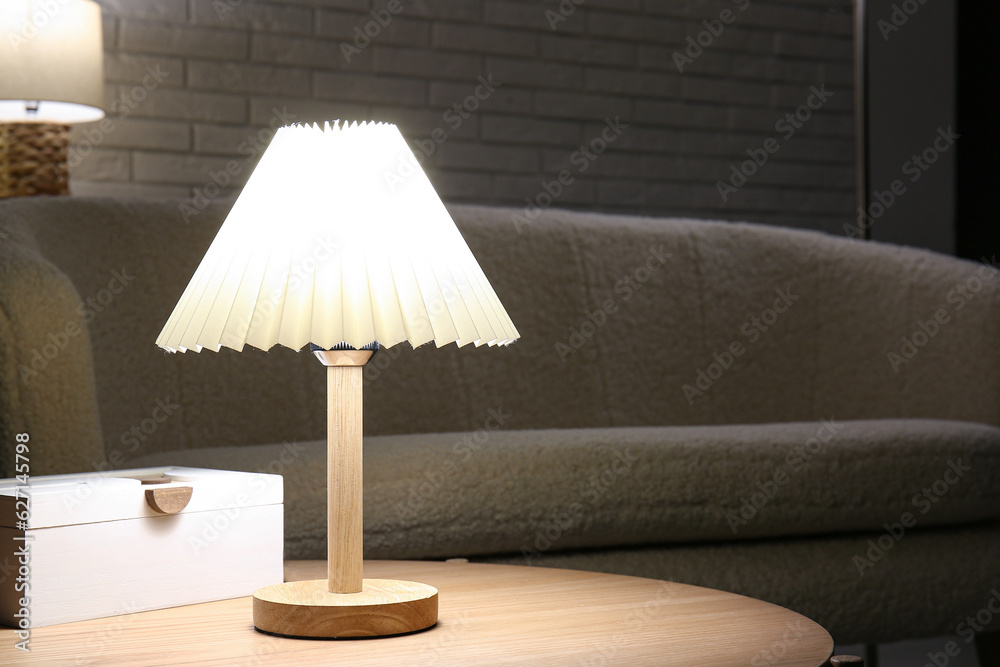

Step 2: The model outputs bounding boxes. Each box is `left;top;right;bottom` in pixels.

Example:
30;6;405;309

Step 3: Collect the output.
1;197;998;650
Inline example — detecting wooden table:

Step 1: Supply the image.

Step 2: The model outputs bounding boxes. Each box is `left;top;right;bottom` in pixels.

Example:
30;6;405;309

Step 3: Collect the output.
1;560;834;665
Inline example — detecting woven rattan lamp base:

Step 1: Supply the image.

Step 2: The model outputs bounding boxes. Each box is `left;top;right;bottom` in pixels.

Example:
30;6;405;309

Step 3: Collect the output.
0;122;70;198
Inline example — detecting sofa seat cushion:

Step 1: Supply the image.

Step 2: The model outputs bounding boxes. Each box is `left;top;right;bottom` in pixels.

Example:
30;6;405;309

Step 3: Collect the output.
131;418;1000;560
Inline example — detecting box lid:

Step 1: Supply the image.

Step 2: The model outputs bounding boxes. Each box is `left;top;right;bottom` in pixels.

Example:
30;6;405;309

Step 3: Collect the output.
0;466;282;529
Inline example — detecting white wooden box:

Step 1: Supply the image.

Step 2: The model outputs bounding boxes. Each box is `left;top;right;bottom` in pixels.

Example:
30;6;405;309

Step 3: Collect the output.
0;466;283;628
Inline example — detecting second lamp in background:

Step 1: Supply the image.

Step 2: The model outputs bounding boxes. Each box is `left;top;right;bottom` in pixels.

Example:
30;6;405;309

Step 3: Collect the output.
0;0;105;198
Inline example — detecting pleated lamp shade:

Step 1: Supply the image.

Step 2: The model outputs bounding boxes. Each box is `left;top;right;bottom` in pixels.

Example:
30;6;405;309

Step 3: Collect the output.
156;121;519;353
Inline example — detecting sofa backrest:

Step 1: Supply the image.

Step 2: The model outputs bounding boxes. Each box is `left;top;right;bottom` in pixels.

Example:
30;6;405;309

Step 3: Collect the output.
2;197;998;473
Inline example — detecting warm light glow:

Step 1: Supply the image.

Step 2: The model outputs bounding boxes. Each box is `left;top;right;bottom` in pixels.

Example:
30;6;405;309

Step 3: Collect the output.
0;0;105;123
156;121;520;353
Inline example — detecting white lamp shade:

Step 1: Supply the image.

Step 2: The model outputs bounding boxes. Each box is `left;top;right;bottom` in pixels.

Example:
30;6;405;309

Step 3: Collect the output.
0;0;105;123
156;121;519;353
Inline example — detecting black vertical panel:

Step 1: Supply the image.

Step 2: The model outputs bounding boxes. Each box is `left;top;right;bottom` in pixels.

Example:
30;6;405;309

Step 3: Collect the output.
956;1;1000;261
865;0;956;255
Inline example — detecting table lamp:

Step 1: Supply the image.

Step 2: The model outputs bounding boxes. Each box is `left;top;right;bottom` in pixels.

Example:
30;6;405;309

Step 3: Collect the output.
155;120;519;638
0;0;105;198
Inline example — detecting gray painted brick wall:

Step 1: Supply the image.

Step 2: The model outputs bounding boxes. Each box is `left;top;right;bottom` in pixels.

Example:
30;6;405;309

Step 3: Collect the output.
72;0;855;233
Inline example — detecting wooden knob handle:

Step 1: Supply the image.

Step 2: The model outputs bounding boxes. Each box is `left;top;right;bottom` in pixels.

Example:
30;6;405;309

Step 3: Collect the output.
830;656;864;666
145;486;193;514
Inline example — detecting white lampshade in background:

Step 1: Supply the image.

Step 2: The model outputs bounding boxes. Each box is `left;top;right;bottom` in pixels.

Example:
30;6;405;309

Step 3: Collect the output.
0;0;105;123
156;121;519;354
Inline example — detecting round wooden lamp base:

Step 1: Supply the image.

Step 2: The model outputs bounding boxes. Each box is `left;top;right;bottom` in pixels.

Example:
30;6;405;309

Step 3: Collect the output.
252;578;438;639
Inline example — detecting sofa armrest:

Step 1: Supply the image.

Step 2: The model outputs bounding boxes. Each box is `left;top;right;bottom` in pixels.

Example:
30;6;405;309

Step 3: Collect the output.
0;217;105;476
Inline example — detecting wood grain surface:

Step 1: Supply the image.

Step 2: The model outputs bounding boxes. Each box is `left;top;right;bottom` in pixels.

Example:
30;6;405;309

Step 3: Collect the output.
0;560;834;666
143;486;193;514
326;364;364;594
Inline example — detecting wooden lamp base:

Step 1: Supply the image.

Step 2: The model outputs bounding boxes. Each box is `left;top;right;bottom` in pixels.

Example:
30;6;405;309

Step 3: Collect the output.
252;578;438;638
252;347;438;639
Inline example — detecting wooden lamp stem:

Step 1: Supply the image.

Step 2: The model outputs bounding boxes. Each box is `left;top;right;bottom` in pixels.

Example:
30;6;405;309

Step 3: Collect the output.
252;347;438;639
327;363;363;594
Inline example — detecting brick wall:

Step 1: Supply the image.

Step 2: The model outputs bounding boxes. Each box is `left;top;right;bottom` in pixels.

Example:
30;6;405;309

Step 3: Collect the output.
72;0;855;233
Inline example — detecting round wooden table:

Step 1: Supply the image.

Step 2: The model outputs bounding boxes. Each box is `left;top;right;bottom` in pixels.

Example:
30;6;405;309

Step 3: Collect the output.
2;560;834;666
